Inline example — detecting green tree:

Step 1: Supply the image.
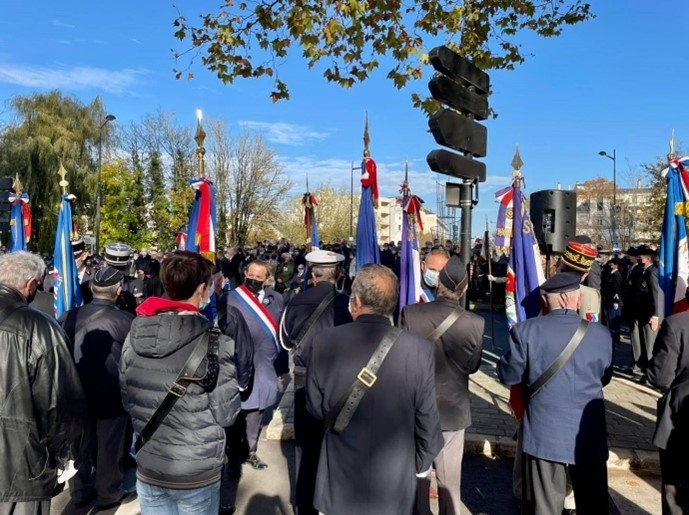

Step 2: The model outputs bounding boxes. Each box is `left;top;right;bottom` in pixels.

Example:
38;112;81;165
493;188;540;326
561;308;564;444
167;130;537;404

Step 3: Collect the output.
0;91;109;253
172;1;593;107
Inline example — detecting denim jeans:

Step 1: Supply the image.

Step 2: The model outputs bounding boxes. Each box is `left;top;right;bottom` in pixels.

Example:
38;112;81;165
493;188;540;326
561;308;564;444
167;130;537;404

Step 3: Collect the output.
136;479;220;515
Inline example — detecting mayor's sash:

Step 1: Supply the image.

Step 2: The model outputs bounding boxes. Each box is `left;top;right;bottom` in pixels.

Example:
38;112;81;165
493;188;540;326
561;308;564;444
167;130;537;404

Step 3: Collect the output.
233;285;279;350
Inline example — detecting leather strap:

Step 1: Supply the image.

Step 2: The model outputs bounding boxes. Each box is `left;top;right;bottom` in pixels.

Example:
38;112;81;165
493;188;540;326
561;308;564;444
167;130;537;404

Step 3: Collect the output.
527;319;589;399
291;289;337;350
426;306;464;343
135;331;210;453
325;326;402;434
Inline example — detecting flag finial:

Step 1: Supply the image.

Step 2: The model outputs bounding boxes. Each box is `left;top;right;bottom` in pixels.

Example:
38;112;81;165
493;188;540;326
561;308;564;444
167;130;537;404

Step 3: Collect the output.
195;109;206;178
511;145;523;173
58;162;69;195
13;174;23;197
363;111;370;157
669;129;676;160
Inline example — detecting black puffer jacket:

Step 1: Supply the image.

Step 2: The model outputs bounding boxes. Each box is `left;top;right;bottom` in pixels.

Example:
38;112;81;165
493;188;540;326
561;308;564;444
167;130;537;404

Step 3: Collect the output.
0;285;87;502
119;306;241;489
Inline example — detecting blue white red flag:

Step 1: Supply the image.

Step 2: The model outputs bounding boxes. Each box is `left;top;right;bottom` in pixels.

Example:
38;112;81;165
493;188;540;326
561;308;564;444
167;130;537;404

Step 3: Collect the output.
399;169;425;310
53;195;83;317
495;172;545;327
659;156;689;315
186;177;217;262
9;192;29;252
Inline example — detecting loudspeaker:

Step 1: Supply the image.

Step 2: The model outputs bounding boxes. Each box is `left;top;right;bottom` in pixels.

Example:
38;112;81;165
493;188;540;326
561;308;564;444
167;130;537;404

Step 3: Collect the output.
529;189;577;254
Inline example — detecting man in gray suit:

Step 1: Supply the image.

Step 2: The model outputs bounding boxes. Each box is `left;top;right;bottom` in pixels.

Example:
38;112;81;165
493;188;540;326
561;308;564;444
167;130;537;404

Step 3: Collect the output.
400;255;484;515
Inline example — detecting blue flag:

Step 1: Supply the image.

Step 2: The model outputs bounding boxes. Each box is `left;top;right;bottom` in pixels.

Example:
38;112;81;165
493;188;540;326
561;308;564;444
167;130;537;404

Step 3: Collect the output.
53;195;82;317
9;194;26;252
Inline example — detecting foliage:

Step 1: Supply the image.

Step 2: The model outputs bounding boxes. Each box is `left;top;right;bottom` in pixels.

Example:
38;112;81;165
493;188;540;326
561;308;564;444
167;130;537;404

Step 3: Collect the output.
172;1;593;108
277;185;359;244
0;91;110;253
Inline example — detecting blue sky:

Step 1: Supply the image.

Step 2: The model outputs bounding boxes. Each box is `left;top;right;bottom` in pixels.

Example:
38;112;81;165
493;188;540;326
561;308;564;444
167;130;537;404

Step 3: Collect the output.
0;1;686;237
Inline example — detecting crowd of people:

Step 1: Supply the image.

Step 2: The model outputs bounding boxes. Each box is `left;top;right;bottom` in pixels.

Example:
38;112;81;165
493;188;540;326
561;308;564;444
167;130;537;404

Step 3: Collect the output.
1;230;688;515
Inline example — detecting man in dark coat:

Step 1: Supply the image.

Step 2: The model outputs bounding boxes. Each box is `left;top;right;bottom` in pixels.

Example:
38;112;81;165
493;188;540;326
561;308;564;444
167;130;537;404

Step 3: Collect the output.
0;251;87;515
624;247;644;375
400;255;484;515
278;249;352;515
305;264;443;515
648;297;689;514
637;245;665;380
602;257;624;347
59;267;135;509
498;272;613;515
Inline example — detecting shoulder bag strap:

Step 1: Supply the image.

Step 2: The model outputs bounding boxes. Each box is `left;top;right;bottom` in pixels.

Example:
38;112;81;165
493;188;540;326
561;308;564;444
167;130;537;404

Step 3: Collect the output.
74;306;115;339
291;290;337;351
527;319;589;400
426;305;464;343
324;326;402;434
135;330;210;453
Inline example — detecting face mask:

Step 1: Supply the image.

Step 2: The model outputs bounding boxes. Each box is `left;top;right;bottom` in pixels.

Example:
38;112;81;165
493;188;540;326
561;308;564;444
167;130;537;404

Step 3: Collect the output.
199;298;210;311
423;269;439;288
298;268;304;276
391;250;397;255
245;277;264;293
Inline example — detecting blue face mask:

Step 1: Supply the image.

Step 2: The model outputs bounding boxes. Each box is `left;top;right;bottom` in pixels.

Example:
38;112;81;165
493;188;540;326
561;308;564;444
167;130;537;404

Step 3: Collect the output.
423;269;439;288
199;297;210;311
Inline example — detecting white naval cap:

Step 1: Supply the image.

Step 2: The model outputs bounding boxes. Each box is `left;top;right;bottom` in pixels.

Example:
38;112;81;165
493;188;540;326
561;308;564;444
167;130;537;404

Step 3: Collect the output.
305;249;345;266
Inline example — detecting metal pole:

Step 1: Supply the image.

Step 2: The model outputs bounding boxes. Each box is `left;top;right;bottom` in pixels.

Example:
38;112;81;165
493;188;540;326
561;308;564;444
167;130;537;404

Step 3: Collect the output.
612;148;617;248
459;179;473;308
350;161;354;238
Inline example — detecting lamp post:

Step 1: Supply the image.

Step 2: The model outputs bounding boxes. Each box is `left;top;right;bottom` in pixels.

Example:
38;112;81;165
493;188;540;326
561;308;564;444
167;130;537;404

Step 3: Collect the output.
95;114;116;254
598;149;616;248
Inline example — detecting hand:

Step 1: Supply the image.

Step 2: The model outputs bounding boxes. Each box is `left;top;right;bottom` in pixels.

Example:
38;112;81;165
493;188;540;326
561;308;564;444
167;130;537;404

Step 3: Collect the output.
416;466;432;478
362;171;370;180
651;317;659;332
488;274;495;282
613;303;619;311
57;460;77;484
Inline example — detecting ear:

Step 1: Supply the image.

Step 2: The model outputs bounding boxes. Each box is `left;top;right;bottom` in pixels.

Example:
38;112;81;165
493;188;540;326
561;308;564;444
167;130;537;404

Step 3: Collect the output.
194;282;206;298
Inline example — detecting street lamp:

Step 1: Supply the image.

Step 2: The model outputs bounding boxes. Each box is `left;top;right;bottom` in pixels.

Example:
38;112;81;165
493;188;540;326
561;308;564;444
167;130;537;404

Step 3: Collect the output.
598;149;617;248
95;114;116;254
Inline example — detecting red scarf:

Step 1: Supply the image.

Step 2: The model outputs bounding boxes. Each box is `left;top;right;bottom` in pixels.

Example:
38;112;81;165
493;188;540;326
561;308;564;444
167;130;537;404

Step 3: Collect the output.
136;296;198;317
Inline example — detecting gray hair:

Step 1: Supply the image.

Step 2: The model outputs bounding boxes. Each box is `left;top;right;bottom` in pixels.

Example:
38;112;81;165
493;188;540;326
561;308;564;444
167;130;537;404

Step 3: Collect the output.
311;266;338;283
0;251;46;290
90;283;120;299
351;264;398;316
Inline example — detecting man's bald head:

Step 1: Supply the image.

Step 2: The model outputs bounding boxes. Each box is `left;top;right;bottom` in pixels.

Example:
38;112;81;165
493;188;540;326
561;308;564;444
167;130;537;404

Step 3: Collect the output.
350;264;399;317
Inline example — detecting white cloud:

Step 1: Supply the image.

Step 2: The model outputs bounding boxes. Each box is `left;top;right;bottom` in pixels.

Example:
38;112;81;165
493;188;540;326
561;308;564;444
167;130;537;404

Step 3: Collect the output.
0;63;148;94
130;38;142;45
238;120;330;146
52;19;75;29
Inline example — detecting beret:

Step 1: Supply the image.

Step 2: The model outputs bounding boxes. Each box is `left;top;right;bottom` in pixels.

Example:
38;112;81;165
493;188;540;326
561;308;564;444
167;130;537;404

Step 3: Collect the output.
540;271;581;293
91;266;123;287
439;255;468;292
561;239;598;273
305;249;345;266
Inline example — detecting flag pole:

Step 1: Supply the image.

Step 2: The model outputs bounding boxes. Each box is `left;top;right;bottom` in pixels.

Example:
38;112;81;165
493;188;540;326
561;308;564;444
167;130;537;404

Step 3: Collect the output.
485;216;494;349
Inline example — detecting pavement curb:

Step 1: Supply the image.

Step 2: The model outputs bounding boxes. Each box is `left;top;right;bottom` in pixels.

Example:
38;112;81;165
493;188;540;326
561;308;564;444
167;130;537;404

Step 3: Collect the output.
266;381;661;474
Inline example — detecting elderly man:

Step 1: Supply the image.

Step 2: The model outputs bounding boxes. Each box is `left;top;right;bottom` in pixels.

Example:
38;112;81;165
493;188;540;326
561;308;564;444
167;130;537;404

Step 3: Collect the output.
0;251;86;515
60;267;135;510
498;272;613;515
279;249;352;515
400;255;484;515
305;264;443;515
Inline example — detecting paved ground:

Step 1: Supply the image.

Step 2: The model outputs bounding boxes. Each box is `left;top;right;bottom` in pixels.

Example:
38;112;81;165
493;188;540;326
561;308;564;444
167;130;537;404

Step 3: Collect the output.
51;308;665;514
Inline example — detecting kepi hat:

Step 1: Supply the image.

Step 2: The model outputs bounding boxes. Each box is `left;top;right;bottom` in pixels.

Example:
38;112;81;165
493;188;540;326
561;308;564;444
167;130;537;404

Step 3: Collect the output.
561;237;598;273
305;249;345;267
104;243;133;267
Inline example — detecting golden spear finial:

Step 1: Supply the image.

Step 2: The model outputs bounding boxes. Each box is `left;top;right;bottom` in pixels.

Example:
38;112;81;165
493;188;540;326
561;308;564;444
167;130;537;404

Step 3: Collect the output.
669;129;676;160
511;145;524;185
58;162;69;195
13;174;23;197
363;111;370;157
195;109;206;178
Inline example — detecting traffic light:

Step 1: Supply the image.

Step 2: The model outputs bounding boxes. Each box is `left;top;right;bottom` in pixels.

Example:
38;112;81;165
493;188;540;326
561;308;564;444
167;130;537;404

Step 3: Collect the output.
426;45;489;183
0;177;12;232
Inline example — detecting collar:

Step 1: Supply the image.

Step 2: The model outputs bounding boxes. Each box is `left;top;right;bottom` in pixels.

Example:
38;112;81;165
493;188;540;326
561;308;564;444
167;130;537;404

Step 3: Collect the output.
354;313;392;325
136;296;199;316
0;284;27;304
91;298;117;307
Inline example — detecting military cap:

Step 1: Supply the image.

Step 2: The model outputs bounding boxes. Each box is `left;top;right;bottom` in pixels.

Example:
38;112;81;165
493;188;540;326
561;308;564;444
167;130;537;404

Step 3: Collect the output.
439;255;468;292
561;237;598;273
104;243;133;266
71;237;85;257
305;249;345;266
540;271;581;293
636;244;656;256
91;266;123;287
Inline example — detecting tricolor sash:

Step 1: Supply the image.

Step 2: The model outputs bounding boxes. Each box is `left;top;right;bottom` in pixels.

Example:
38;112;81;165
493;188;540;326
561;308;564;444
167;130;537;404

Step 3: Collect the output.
233;285;279;350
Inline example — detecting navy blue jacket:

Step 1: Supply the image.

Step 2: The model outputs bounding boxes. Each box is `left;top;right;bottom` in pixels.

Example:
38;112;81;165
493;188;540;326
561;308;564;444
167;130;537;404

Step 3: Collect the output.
498;309;613;465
